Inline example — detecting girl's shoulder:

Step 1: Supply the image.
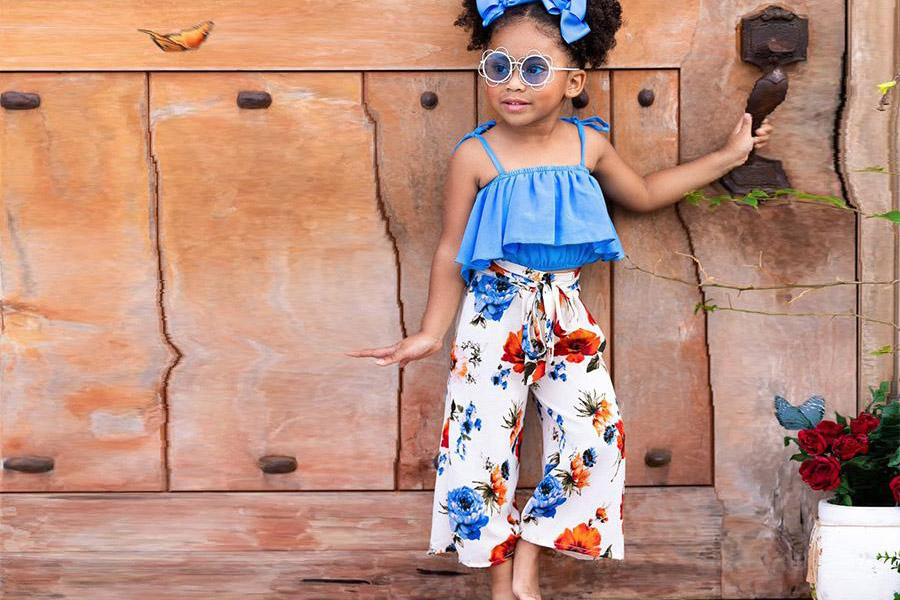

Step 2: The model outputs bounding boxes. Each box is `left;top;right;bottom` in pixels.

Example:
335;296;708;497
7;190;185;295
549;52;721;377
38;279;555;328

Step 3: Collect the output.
452;120;497;154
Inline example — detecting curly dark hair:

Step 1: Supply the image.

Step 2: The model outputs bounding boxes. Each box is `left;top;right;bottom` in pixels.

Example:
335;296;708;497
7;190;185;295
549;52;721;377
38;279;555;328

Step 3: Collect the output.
454;0;623;69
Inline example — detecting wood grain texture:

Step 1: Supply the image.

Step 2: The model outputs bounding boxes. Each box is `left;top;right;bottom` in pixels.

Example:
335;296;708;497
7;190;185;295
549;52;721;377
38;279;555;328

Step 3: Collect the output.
1;487;722;599
0;73;170;491
610;69;713;487
0;1;698;71
150;72;399;490
363;71;477;491
842;0;898;407
677;1;852;596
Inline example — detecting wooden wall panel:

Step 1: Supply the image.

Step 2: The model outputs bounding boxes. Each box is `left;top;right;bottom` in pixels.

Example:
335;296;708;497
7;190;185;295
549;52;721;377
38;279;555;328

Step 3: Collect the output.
363;71;477;491
0;1;699;71
0;73;170;491
844;0;898;407
610;69;712;486
150;72;399;490
678;1;852;596
1;487;722;599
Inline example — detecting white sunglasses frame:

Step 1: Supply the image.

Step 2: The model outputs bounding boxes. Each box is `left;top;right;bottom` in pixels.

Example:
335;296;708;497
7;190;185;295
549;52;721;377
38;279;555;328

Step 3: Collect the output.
477;46;580;90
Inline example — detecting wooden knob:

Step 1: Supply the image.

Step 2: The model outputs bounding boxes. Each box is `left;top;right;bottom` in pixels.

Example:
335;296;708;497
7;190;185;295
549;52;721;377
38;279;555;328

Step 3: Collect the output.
4;455;54;473
1;91;40;110
258;455;297;474
644;448;672;467
236;91;272;109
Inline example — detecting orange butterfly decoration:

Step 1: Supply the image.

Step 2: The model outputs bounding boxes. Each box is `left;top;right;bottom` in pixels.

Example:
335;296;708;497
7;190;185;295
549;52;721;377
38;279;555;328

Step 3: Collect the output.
137;21;214;52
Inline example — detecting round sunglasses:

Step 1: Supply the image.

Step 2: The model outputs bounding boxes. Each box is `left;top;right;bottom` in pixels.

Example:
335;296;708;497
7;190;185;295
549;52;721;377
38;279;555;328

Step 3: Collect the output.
477;47;580;90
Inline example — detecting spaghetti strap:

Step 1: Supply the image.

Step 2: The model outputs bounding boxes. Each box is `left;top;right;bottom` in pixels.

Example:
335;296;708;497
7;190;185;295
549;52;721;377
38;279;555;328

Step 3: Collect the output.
452;120;506;176
561;115;611;167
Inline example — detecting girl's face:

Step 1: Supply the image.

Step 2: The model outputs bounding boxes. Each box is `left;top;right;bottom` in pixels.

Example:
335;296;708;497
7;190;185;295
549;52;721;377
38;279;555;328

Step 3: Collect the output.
484;19;586;124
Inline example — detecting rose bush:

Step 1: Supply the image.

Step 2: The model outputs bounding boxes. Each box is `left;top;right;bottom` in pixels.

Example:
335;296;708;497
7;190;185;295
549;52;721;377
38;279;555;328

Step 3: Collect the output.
784;380;900;506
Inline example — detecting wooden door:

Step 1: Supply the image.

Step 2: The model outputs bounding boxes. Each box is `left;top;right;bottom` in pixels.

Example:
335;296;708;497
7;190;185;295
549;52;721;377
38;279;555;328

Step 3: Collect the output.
1;2;851;598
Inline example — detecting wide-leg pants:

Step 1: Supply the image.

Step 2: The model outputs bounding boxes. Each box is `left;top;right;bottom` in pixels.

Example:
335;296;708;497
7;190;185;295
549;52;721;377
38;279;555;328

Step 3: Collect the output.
427;259;626;568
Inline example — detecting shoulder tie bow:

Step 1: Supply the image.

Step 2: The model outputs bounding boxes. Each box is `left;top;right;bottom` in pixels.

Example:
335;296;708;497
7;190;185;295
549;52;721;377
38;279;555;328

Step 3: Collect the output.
476;0;591;44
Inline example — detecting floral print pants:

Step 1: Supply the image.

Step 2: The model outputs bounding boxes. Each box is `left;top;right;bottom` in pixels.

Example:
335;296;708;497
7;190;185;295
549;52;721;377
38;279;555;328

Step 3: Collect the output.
427;259;626;568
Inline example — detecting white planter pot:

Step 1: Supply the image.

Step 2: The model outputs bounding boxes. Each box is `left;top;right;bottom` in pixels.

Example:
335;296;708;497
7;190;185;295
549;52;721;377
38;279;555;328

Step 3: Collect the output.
807;498;900;599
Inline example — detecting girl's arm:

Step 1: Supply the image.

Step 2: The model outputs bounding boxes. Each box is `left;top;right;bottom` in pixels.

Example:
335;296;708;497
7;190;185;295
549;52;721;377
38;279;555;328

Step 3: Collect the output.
590;113;772;213
417;139;482;343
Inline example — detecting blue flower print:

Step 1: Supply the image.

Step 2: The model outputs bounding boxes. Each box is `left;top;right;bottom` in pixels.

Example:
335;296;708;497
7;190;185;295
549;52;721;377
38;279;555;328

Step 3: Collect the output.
471;274;518;321
527;474;568;519
604;423;618;445
492;367;511;389
447;486;490;540
556;414;566;450
582;447;598;467
548;360;568;381
455;401;482;458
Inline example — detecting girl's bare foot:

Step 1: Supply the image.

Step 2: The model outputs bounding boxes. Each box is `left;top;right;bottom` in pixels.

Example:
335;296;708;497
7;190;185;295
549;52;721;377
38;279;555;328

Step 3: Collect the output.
489;556;516;600
511;539;542;600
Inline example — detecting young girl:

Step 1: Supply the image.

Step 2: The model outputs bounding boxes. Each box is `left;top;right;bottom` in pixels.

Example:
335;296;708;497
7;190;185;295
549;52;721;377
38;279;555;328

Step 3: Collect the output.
349;1;772;598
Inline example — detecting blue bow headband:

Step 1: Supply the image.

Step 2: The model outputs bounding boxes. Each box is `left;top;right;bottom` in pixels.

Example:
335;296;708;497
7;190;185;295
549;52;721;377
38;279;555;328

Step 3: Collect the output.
476;0;590;44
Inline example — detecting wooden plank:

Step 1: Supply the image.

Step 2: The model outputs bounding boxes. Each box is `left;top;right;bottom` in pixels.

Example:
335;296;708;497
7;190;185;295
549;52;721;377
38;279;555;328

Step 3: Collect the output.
844;0;898;407
0;73;169;491
0;487;722;598
150;72;399;490
610;69;712;486
362;71;477;491
677;2;852;595
0;1;699;72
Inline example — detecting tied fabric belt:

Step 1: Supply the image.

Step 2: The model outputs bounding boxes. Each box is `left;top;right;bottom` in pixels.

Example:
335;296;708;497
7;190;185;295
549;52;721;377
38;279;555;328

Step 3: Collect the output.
490;259;585;384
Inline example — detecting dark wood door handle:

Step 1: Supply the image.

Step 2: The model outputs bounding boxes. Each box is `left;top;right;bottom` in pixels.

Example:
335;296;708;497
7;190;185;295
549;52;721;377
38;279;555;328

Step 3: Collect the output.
721;6;809;196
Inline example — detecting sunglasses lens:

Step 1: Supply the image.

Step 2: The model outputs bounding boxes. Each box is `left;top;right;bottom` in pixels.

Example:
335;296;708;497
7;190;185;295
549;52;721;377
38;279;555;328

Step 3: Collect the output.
482;51;512;83
521;55;551;85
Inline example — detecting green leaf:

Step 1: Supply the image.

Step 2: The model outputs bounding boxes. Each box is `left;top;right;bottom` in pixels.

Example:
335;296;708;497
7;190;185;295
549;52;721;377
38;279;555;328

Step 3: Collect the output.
888;446;900;468
789;452;809;461
870;210;900;223
834;411;847;427
870;345;896;356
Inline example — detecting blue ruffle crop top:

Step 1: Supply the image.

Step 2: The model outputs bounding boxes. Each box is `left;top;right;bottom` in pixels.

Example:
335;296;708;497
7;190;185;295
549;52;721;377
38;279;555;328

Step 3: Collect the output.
452;115;626;285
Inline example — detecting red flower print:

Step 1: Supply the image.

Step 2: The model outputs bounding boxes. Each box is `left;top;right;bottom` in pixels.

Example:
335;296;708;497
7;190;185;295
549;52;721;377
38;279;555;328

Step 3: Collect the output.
799;456;841;491
553;328;603;363
814;420;845;441
831;434;867;460
554;523;603;557
797;428;828;455
500;330;546;382
615;419;625;458
490;533;520;565
441;417;450;449
595;506;608;522
890;475;900;503
849;412;879;436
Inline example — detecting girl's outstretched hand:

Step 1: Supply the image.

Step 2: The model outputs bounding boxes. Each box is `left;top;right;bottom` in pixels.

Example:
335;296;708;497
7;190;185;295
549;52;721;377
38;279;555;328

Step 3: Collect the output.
345;331;444;368
719;112;774;169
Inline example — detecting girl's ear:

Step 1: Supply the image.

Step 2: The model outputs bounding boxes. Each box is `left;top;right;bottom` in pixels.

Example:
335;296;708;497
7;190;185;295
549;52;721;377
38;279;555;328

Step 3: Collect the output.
565;69;587;99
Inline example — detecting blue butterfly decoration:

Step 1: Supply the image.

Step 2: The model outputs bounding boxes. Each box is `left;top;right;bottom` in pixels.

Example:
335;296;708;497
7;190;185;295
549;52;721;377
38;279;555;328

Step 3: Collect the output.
774;394;826;430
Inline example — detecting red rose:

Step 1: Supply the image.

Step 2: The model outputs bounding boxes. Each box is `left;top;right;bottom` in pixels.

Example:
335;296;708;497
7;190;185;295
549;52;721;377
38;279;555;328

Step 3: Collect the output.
849;412;880;435
814;420;845;440
831;434;866;460
854;434;869;454
797;429;828;455
890;476;900;503
799;456;842;491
